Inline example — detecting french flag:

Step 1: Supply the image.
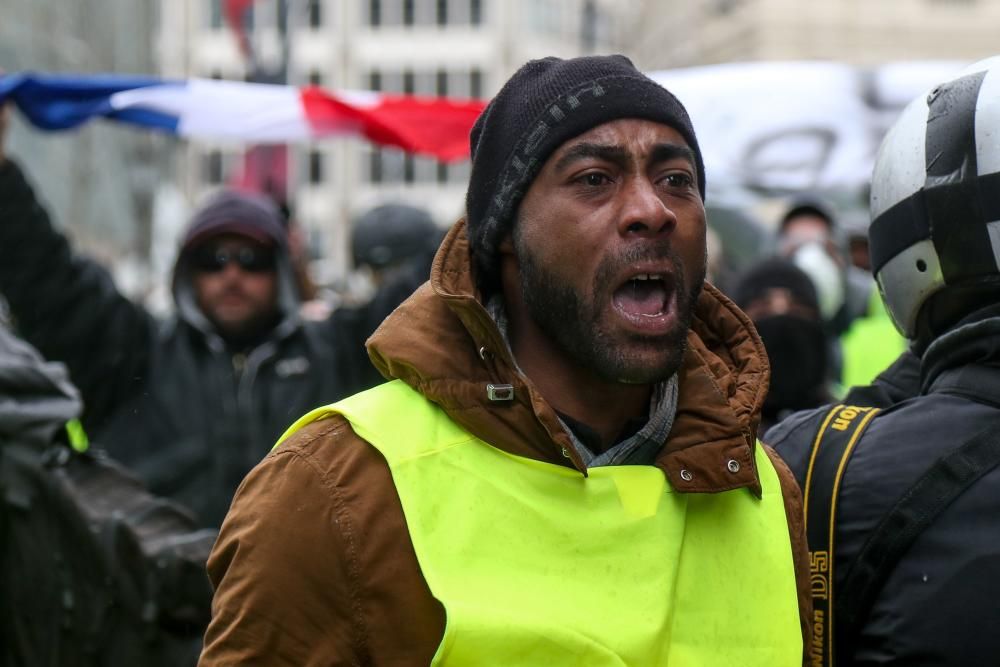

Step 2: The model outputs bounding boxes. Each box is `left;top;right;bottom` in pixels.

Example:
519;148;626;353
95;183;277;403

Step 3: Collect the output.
0;73;486;162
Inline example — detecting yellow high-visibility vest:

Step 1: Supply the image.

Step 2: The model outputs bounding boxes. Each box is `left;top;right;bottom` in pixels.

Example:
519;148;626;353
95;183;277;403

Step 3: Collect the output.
841;288;908;391
280;380;802;666
65;418;89;453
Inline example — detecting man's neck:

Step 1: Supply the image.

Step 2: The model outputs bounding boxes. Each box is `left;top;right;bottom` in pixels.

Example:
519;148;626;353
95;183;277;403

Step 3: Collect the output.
510;326;653;451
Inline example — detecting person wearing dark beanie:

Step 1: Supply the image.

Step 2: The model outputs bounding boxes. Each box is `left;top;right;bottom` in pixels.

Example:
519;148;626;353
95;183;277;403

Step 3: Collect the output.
202;54;809;665
733;257;834;432
733;256;822;316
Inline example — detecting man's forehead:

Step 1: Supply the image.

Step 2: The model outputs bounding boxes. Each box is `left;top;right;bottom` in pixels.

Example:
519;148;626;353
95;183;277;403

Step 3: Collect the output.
548;119;695;168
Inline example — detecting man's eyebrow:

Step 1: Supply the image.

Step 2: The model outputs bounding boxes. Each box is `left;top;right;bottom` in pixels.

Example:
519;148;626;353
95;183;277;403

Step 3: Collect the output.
650;143;697;168
552;143;629;173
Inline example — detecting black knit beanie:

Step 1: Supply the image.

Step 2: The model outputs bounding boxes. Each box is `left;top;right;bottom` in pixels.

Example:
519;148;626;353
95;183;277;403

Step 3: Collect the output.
465;54;706;296
733;257;821;316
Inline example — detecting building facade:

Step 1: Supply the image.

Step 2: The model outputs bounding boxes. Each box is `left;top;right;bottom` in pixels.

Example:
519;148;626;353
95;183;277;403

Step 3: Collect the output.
625;0;1000;71
158;0;625;283
0;0;161;287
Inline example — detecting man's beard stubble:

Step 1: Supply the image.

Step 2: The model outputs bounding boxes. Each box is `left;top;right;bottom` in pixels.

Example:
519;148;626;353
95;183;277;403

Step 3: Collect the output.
513;229;705;385
201;284;281;348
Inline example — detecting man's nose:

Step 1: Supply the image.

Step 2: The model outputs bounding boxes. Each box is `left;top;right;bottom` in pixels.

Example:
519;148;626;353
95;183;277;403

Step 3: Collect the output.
617;177;676;237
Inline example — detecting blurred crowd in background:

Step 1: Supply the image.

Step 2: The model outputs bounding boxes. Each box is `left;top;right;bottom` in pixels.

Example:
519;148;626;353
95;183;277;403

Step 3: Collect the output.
3;1;1000;664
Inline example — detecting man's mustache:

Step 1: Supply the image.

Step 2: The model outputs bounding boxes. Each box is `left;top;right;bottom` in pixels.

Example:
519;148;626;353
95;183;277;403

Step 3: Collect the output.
595;241;685;291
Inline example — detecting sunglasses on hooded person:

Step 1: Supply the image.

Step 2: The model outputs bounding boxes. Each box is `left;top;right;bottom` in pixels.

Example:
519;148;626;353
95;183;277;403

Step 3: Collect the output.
190;242;277;274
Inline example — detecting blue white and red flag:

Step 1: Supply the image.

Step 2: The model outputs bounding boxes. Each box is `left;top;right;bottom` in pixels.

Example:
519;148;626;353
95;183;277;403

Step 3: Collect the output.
0;73;485;162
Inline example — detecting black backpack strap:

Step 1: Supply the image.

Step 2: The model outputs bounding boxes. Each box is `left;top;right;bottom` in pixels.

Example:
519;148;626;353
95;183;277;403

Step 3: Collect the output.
802;404;881;667
835;418;1000;652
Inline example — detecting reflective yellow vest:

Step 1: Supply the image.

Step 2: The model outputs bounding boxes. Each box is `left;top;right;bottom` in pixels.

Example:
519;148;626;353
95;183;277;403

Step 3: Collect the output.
65;418;89;453
840;289;907;391
279;380;802;666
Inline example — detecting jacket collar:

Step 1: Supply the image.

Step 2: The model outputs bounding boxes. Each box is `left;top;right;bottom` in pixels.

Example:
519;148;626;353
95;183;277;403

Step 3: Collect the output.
921;304;1000;394
367;220;769;495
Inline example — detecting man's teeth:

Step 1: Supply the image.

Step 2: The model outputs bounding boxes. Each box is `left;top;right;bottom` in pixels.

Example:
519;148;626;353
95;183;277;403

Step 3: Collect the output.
633;274;662;281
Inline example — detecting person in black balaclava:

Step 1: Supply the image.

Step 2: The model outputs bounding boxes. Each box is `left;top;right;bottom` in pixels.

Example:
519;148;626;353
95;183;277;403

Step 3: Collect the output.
734;257;834;433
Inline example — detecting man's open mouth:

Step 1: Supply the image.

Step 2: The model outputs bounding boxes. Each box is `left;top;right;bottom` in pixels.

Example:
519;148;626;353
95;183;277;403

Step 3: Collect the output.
611;273;674;319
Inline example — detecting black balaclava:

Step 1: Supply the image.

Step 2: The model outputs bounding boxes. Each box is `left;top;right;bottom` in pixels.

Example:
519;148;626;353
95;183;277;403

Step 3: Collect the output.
734;258;831;427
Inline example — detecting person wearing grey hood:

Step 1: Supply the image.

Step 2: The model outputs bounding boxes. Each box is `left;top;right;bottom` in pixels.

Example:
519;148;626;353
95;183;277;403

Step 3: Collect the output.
0;321;81;448
0;323;216;666
0;124;373;526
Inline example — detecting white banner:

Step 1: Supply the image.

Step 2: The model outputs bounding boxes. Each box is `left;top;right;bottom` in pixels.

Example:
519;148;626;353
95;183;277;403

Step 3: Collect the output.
649;61;965;193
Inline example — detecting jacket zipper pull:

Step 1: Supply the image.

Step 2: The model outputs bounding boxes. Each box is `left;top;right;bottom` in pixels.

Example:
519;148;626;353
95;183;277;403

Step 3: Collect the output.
479;346;514;402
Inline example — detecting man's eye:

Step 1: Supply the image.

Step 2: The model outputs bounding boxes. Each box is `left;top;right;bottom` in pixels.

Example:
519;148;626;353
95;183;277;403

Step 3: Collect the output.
663;173;693;188
580;173;610;187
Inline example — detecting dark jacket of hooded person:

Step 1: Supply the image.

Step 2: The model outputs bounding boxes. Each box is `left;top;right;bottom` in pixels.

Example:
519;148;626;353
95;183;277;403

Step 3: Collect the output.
0;159;374;526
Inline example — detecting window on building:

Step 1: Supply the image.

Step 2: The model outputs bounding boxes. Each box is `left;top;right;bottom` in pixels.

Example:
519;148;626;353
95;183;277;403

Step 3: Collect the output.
210;69;224;80
209;0;224;29
308;150;324;184
404;155;416;183
369;149;384;183
444;69;471;97
714;0;739;14
369;0;381;26
403;70;415;94
308;0;323;27
414;0;437;25
526;0;558;35
242;3;256;31
308;70;324;86
436;0;448;25
382;150;406;182
581;0;597;51
414;71;435;94
382;70;404;92
437;161;449;184
450;159;471;185
415;155;438;183
470;68;483;98
470;0;483;25
450;0;470;23
403;0;415;25
204;150;224;185
384;0;405;25
436;69;448;96
369;70;382;91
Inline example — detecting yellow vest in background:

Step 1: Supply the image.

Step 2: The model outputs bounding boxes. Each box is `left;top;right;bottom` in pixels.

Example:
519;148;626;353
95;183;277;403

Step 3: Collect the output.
841;289;908;390
280;380;802;666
